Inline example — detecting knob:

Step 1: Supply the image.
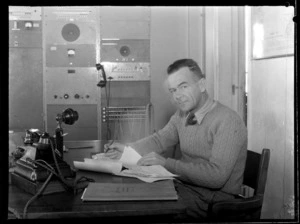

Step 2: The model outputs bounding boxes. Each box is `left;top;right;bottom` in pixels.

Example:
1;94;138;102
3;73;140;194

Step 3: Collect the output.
64;94;69;99
54;95;58;99
86;95;90;98
74;94;80;99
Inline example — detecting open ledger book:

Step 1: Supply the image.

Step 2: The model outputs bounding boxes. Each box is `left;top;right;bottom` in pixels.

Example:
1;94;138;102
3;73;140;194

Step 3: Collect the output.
73;146;178;183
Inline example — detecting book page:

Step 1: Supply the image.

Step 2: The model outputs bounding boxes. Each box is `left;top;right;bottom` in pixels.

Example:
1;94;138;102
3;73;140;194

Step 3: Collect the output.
119;146;142;166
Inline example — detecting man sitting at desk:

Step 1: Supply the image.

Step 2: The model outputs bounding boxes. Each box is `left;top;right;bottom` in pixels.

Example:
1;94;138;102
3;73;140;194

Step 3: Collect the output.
104;58;248;219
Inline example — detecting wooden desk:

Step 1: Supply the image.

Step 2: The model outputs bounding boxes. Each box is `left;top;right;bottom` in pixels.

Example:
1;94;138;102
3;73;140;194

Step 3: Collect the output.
8;170;186;220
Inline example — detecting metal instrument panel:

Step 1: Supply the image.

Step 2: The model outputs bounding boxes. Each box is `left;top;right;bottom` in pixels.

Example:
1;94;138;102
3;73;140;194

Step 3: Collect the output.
101;39;150;62
45;44;96;67
45;67;98;104
43;7;97;22
9;6;42;21
101;62;150;81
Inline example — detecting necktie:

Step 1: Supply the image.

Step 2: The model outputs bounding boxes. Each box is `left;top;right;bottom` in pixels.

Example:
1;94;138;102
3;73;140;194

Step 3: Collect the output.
186;113;197;126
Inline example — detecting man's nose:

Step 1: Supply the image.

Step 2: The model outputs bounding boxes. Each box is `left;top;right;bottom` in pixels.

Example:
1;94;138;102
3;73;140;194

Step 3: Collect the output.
174;91;184;100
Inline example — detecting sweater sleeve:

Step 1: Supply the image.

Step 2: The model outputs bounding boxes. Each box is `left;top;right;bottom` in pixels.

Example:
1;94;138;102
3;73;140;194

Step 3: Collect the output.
128;112;180;156
164;112;247;189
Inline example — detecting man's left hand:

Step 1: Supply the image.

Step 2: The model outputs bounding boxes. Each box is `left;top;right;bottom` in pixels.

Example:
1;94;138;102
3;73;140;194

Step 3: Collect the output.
137;152;166;166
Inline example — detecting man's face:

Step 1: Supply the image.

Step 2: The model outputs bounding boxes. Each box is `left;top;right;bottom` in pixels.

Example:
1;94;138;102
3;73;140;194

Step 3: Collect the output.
167;67;204;112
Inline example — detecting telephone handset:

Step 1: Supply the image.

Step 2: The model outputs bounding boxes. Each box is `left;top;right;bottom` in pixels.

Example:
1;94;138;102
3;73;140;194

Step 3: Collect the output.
96;63;107;88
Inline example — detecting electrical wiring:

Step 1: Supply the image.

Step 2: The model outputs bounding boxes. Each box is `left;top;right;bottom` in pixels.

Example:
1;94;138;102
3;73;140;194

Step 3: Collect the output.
49;139;75;191
105;77;113;140
23;172;53;219
18;139;95;219
8;207;22;219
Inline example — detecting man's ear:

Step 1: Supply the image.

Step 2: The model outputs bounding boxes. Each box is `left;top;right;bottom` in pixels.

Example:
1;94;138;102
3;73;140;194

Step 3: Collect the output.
163;79;170;94
197;78;206;92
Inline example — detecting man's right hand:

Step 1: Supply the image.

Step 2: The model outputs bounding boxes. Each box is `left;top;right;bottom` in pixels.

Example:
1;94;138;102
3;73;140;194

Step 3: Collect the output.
103;142;125;160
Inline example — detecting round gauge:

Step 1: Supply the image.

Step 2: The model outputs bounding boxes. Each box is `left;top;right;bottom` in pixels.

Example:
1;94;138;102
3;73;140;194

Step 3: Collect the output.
120;46;131;57
61;23;80;42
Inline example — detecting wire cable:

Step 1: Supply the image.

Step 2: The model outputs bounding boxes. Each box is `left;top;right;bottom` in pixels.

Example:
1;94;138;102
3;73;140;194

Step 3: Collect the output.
8;207;22;219
105;77;113;140
23;172;53;219
15;134;95;219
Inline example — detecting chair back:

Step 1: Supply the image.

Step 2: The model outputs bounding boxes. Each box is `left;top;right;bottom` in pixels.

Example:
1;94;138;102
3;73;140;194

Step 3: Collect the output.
243;148;270;196
208;148;271;221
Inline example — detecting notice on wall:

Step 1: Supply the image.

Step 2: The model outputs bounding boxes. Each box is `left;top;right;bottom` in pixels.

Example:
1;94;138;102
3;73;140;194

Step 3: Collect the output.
252;6;294;59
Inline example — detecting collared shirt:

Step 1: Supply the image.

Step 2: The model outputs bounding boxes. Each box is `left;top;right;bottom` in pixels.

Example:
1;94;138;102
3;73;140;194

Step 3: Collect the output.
186;98;217;125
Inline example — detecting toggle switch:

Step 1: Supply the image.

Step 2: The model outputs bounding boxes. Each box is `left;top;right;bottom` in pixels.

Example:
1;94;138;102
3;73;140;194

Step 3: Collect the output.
67;49;75;56
25;22;33;28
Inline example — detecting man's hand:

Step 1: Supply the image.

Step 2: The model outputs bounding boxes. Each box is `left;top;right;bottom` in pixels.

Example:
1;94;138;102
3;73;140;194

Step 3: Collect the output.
103;142;125;160
137;152;166;166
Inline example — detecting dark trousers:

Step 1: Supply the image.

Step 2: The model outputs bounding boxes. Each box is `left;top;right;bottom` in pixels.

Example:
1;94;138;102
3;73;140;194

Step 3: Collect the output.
174;179;235;220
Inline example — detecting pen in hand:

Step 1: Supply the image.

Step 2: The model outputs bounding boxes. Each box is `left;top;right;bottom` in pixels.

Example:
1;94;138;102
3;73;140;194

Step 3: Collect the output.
104;139;114;153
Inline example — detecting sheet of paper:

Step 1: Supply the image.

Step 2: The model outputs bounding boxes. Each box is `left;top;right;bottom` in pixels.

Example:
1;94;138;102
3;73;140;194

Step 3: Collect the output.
74;158;122;174
116;172;175;183
74;146;178;183
116;165;178;183
92;153;113;160
122;165;178;178
119;146;142;166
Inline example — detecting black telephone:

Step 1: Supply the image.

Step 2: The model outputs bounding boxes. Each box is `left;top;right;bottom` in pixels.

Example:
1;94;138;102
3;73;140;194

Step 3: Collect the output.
17;108;79;181
96;63;107;88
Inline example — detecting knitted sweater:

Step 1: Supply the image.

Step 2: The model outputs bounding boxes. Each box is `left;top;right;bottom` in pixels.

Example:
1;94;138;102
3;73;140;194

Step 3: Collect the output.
130;102;248;195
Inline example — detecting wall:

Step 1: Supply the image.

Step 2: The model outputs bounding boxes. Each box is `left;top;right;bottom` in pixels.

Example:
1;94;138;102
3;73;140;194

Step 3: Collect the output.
150;7;204;131
247;6;295;219
248;56;294;219
204;7;246;120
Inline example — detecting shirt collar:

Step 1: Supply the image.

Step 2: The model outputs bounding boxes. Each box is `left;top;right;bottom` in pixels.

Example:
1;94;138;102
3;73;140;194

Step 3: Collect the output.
192;97;216;125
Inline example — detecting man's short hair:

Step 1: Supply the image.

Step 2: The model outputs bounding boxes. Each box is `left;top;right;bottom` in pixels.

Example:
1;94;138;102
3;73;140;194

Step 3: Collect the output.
167;59;205;79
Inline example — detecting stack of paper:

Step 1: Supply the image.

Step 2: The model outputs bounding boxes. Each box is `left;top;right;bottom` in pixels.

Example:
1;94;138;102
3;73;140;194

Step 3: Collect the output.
73;146;178;183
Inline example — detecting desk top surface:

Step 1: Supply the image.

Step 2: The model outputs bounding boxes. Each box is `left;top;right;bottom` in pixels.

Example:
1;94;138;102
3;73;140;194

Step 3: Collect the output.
8;170;186;219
